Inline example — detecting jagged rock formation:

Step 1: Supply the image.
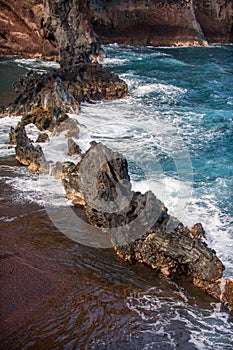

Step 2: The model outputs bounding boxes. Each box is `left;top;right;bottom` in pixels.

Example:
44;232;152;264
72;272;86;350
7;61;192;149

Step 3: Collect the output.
2;0;233;311
90;0;233;46
61;141;226;300
0;62;128;119
0;0;128;117
12;124;46;172
8;118;233;309
6;69;80;118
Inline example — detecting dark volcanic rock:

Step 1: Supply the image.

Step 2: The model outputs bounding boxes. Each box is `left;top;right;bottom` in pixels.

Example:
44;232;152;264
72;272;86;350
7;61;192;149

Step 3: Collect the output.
14;125;46;172
60;63;128;101
0;63;128;118
62;141;225;299
44;0;105;67
8;70;80;119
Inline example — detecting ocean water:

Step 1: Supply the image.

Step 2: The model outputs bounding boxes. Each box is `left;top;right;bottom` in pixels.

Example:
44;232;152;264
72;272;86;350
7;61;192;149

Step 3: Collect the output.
0;45;233;349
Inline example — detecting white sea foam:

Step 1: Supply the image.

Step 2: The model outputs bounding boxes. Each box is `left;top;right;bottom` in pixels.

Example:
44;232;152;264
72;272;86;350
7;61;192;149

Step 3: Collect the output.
0;115;21;157
5;168;70;208
0;216;17;223
103;57;129;66
133;82;187;99
127;287;233;350
14;58;60;72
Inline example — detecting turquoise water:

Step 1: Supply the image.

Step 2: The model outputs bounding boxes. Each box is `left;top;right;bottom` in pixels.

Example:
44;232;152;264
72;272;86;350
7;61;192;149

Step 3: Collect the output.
0;45;233;349
77;44;233;277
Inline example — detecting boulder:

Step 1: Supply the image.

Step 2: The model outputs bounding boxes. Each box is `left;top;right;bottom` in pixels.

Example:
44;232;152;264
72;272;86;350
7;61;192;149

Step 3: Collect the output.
14;125;47;172
4;70;80;119
36;133;50;143
68;138;82;156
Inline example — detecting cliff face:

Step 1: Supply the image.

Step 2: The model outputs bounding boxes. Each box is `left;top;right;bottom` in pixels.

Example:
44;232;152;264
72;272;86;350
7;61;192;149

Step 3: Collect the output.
194;0;233;43
0;0;58;58
90;0;233;46
0;0;232;59
89;0;207;46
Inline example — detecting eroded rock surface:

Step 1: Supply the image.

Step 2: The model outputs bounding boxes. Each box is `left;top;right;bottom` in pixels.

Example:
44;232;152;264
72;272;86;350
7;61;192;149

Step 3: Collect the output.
44;0;105;66
1;63;128;120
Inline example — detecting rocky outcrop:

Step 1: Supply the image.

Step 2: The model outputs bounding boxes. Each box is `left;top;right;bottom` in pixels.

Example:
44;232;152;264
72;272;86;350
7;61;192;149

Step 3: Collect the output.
0;0;104;61
2;0;233;311
62;143;222;281
1;63;128;120
6;69;80;120
90;0;233;46
60;141;233;308
12;124;46;172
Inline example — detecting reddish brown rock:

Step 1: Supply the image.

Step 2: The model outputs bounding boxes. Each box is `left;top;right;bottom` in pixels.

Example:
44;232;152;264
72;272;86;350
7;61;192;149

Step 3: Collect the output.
0;0;58;59
1;0;232;59
90;0;208;46
222;278;233;310
90;0;233;46
194;0;233;43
